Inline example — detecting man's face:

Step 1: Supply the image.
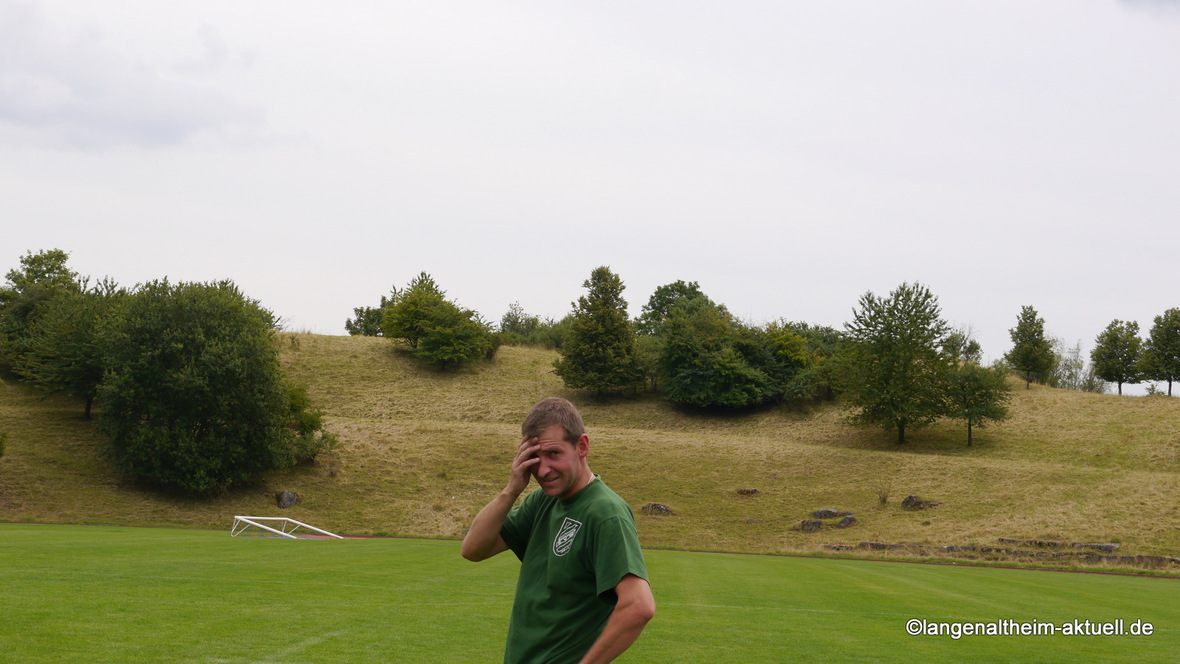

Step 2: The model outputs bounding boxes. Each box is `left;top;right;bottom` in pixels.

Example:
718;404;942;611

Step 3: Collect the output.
530;423;588;500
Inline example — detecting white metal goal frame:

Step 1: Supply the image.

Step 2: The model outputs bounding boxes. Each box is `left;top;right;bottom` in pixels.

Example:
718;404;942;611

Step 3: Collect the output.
231;516;343;539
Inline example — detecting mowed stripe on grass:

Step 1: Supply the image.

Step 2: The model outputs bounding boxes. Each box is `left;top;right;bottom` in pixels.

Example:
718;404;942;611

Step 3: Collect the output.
1;524;1177;663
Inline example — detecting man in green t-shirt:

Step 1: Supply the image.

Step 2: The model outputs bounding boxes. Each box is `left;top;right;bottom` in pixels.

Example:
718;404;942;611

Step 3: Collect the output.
462;397;655;663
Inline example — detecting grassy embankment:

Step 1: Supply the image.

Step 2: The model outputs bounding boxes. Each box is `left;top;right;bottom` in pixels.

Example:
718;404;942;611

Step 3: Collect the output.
1;332;1178;568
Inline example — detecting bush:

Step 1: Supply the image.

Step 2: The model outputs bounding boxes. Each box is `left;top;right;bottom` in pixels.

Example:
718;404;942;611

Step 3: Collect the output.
282;383;332;465
660;298;774;408
381;273;492;368
412;301;493;369
98;280;324;493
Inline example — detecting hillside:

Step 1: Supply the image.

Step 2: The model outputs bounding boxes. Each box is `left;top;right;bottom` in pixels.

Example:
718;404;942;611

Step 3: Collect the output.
2;332;1178;569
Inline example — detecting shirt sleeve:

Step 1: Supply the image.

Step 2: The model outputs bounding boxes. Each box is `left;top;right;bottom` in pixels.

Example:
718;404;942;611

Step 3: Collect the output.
591;514;649;601
500;489;539;561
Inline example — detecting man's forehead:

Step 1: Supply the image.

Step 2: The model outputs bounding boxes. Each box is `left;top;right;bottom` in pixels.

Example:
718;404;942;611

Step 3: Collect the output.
535;427;574;448
535;424;572;442
536;438;573;451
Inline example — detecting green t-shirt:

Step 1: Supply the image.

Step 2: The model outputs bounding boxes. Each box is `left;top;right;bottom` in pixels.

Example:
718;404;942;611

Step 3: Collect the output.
499;476;648;664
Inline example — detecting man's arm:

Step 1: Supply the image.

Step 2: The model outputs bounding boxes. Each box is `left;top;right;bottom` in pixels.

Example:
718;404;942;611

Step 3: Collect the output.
460;436;539;562
578;574;655;664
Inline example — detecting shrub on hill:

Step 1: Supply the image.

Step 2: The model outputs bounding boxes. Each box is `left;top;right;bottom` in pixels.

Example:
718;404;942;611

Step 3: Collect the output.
642;282;834;408
98;280;327;493
380;272;493;369
660;296;774;408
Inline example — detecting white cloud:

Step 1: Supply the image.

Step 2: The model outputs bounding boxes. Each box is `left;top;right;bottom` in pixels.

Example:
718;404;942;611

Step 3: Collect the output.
0;0;261;149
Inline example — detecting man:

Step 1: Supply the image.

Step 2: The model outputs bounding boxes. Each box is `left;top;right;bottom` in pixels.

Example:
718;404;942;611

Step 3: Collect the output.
462;397;655;663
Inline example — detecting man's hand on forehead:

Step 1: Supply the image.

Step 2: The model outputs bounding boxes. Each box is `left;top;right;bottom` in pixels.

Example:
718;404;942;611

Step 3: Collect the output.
508;436;541;494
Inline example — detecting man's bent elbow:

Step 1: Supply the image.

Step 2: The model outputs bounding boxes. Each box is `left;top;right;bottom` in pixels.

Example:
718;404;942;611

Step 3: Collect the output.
460;540;486;562
634;595;656;625
461;533;506;562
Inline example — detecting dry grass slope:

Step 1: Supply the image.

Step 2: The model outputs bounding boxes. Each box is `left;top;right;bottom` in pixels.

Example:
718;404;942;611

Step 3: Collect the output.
2;332;1179;570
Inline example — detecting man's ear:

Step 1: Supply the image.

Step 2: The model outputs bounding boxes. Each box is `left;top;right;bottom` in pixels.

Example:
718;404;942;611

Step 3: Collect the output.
576;434;590;460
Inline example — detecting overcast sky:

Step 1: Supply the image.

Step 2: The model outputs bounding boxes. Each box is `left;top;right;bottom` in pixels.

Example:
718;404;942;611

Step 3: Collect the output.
3;0;1178;393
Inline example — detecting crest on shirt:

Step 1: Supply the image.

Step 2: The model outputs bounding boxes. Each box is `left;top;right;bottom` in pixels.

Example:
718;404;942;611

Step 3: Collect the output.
552;517;583;557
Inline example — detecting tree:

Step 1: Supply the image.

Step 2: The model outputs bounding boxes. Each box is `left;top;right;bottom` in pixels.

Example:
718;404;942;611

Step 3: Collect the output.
1141;308;1180;396
97;280;327;493
776;321;844;401
634;334;664;391
14;278;124;418
381;273;445;350
553;266;642;394
1005;306;1054;389
500;301;541;339
741;321;810;401
344;292;393;336
840;282;951;444
1091;320;1143;396
944;326;982;365
944;362;1012;446
0;249;81;367
634;280;718;337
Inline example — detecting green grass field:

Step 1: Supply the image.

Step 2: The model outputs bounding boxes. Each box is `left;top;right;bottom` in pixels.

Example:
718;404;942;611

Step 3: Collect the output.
2;524;1177;663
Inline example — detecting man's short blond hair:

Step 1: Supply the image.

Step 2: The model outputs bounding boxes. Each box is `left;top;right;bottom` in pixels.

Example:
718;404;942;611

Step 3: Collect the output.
522;397;585;444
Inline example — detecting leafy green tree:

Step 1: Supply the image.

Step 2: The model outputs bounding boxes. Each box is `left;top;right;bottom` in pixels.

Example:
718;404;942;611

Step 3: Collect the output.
97;280;326;493
840;282;952;444
1141;308;1180;396
944;327;982;365
944;362;1012;446
0;249;81;367
14;278;124;418
344;292;393;336
635;280;719;337
660;296;774;408
381;273;446;350
635;334;665;391
1091;320;1143;395
553;266;642;394
1005;306;1054;389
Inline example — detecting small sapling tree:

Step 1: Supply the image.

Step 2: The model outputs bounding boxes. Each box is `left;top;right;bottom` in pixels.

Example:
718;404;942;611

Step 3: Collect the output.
1005;306;1054;389
554;266;643;394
